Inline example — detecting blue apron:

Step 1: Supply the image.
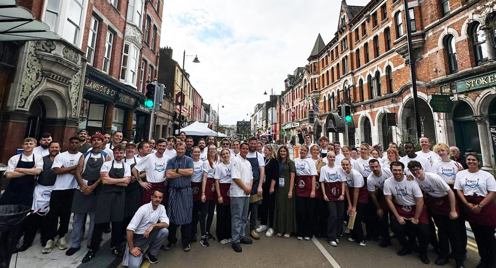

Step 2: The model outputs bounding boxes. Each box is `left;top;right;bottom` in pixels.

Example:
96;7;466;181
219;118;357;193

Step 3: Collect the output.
247;152;260;195
0;154;36;206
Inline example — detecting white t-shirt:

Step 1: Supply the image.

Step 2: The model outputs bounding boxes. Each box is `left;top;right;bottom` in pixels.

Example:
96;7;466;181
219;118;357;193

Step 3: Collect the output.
214;162;232;184
202;160;217;178
319;165;345;183
353;157;372;178
340;168;364;188
230;156;254;197
416;150;441;166
52;151;83;190
383;176;423;206
7;153;43;172
91;146;114;160
192;160;204;183
200;149;207;161
33;146;49;157
432;160;460;185
367;168;393;192
127;202;169;235
100;160;131;177
400;154;432;173
294;158;318;176
454;170;496;197
134;153;169;183
246;151;265;167
164;148;177;159
415;172;450;198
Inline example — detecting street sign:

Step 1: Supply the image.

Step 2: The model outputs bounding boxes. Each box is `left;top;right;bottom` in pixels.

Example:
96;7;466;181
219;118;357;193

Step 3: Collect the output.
429;94;453;113
456;71;496;93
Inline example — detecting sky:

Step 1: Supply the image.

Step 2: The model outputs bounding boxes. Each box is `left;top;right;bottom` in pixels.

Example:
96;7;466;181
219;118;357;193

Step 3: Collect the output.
160;0;369;125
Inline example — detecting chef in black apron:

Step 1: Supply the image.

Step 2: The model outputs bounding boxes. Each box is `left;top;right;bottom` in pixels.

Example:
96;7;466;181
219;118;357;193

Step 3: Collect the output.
82;144;131;263
123;143;141;228
67;133;109;254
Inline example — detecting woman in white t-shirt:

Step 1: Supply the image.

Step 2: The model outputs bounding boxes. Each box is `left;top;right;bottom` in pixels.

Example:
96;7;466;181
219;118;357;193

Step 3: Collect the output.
432;143;463;186
454;153;496;268
382;147;400;171
201;144;218;242
191;147;207;244
214;149;233;244
294;145;317;240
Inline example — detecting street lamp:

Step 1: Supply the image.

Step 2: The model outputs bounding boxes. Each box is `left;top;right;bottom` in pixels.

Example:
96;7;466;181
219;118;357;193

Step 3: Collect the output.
217;104;224;137
264;89;275;141
177;50;200;134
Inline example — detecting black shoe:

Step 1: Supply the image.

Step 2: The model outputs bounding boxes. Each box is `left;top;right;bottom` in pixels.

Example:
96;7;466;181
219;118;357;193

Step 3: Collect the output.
183;244;191;252
379;240;391;248
435;257;449;265
200;236;209;247
65;247;80;256
397;247;412;256
240;237;253;244
145;253;158;264
163;242;175;251
81;250;96;263
231;243;242;253
420;254;430;265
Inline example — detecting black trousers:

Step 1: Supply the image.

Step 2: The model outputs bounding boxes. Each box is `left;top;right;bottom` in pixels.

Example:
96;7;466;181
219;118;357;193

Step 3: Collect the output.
45;189;74;240
432;214;464;263
22;213;50;246
313;199;328;237
390;218;430;254
351;203;366;242
260;182;275;228
90;222;123;251
295;196;314;237
216;204;231;241
470;222;496;268
191;201;207;239
327;201;344;241
168;223;192;247
205;201;216;235
377;208;391;243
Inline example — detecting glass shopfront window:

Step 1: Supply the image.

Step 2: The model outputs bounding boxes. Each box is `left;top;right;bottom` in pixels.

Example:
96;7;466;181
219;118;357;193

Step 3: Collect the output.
112;107;125;132
79;99;105;134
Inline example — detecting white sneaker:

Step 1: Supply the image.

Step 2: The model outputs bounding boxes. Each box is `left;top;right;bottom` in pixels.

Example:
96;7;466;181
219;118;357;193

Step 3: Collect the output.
220;239;231;245
265;228;274;237
336;238;340;243
57;237;68;250
283;233;290;238
297;236;303;240
329;241;338;247
256;225;267;233
304;236;311;241
42;239;54;254
359;241;366;247
276;233;283;237
348;237;355;242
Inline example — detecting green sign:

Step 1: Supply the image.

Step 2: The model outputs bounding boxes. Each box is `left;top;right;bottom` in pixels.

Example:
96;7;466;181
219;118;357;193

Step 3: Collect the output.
456;71;496;93
430;94;453;113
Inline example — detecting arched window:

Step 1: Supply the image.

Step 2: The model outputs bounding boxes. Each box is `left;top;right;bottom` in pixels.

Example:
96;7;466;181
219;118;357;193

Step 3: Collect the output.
384;27;391;51
330;93;335;111
331;67;335;82
385;66;393;94
336;63;340;79
367;74;374;100
395;11;404;38
326;70;330;85
375;71;381;97
355;48;361;68
373;35;380;57
444;35;458;74
469;22;489;66
364;42;370;63
359;79;364;102
342;56;348;74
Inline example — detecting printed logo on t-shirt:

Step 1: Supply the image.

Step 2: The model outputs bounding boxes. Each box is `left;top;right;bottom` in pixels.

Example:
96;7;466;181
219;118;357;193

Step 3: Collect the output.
154;162;165;172
328;173;340;182
420;184;434;193
441;167;456;178
465;178;480;188
225;167;231;177
296;162;307;172
395;186;409;196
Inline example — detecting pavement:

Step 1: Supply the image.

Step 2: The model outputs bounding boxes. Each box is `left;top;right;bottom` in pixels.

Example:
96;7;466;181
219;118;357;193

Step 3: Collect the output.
10;219;482;268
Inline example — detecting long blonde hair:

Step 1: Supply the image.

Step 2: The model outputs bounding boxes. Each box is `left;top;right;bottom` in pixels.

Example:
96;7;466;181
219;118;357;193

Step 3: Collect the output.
265;144;276;159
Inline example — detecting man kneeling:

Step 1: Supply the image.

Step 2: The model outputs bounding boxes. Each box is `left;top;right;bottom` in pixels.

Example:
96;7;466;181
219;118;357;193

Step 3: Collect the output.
123;190;169;267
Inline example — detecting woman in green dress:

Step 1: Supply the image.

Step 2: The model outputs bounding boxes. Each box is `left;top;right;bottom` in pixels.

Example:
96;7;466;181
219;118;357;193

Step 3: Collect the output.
271;145;296;237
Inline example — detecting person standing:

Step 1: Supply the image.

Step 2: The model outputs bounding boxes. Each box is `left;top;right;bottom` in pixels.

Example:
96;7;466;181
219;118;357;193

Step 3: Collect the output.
454;153;496;268
272;146;296;238
310;144;327;238
246;137;265;240
133;138;169;204
352;144;375;241
122;190;169;268
319;152;346;247
201;144;218;241
66;133;110;256
33;133;52;157
257;145;279;237
230;143;254;253
123;143;142;232
135;141;150;163
164;141;194;252
190;147;207;244
416;137;441;167
294;145;317;241
198;139;207;161
78;130;92;154
383;161;430;264
82;144;131;263
185;136;194;157
400;142;432;174
214;149;233;244
318;136;329;158
49;137;82;252
164;137;177;159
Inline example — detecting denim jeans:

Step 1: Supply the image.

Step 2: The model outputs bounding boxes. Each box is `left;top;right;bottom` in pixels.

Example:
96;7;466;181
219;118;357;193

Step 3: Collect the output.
69;212;95;248
230;197;249;243
122;228;169;268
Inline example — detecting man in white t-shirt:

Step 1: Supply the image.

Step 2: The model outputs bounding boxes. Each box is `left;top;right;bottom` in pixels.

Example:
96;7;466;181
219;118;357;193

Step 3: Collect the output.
163;137;177;159
230;142;254;253
198;139;207;161
400;142;432;174
49;136;82;252
133;138;169;204
383;161;430;264
246;137;265;240
33;132;52;157
416;137;441;167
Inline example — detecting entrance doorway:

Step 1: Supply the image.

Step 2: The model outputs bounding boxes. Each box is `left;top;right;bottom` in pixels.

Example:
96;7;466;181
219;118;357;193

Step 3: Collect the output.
453;101;480;155
401;98;436;143
362;117;372;145
26;98;46;139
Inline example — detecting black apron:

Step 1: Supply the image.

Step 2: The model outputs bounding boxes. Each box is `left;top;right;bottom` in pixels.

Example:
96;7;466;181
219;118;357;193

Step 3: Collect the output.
71;152;104;213
247;152;260;195
0;154;36;206
95;160;126;223
37;156;56;186
124;157;142;217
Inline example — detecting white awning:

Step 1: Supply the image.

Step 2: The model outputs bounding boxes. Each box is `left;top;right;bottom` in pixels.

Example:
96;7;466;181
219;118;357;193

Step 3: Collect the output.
0;0;60;41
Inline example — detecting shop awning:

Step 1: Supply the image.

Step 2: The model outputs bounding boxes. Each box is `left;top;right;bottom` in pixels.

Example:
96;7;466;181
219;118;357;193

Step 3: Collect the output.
0;0;60;41
180;121;218;136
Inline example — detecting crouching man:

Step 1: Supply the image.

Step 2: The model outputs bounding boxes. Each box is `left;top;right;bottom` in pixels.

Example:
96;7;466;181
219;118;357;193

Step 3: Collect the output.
122;190;169;268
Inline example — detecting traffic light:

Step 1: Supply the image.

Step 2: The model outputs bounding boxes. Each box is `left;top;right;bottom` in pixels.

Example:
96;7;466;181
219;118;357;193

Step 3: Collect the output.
145;83;156;108
344;105;352;123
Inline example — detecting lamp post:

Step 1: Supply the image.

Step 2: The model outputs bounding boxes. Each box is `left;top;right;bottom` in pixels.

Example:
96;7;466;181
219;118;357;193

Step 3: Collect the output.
217;104;224;137
264;89;275;141
177;50;199;134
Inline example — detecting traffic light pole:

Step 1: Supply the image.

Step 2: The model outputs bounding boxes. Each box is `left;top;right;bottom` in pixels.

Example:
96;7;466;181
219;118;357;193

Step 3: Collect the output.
148;81;158;140
177;50;186;135
342;104;349;146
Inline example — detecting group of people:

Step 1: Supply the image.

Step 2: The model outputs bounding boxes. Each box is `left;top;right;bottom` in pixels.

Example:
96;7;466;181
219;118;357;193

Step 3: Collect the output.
0;130;494;268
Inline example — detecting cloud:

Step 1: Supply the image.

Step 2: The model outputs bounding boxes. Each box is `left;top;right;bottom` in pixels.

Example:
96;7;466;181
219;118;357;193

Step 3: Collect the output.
160;0;369;125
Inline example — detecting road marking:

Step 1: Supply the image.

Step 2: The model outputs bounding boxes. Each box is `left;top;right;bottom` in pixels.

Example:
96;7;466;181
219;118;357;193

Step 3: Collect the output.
312;237;341;268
